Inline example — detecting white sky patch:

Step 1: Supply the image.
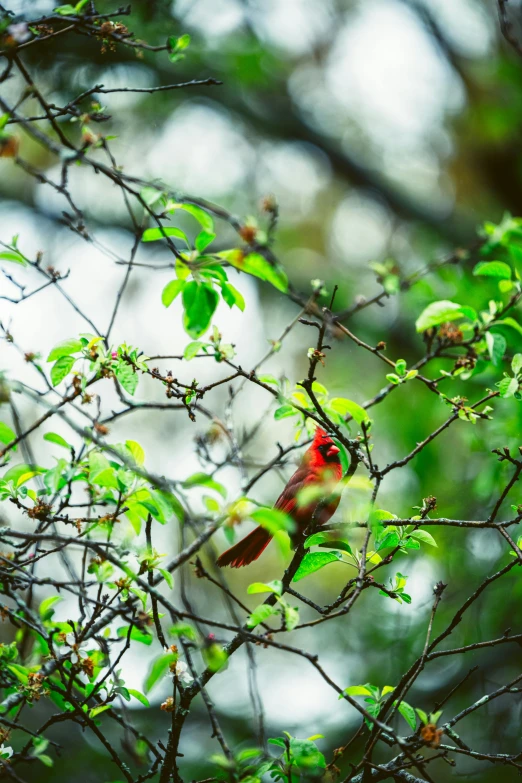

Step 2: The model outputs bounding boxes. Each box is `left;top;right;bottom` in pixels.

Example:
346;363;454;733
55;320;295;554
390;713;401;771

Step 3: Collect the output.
256;141;331;217
146;104;253;197
174;0;245;40
251;0;335;56
330;194;391;265
325;0;465;149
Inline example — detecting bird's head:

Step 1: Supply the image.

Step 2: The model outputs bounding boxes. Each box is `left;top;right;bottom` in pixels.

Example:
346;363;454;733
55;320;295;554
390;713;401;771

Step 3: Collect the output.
312;427;341;464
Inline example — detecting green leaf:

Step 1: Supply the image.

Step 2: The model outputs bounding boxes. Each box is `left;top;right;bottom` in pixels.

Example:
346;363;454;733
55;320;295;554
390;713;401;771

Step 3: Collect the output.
155;490;185;522
495;317;522;336
343;685;373;697
88;453;118;489
288;737;325;771
486;332;506;366
183;472;226;498
158;568;174;590
125;440;145;466
145;653;177;693
257;374;279;386
512;354;522;376
182;281;219;338
39;595;62;622
415;300;476;332
50;356;75;386
167;33;191;53
376;531;400;551
473;260;512;279
117;625;153;646
89;704;111;719
169;203;214;232
247;580;283;596
184;341;204;360
274;404;298;420
202;641;228;672
115;362;138;396
395;359;407;376
219;250;288;293
0;422;15;445
169;622;198;641
7;663;29;685
221;282;245;311
250;507;295;534
329;398;370;425
409;529;437;547
304;532;352;554
162;279;185;307
195;230;216;252
35;754;53;767
293;551;343;582
0;250;26;265
127;688;150;707
142;226;188;244
246;603;277;629
284;605;299;631
3;463;44;485
497;375;519;398
47;339;83;362
44;432;71;449
396;700;417;730
54;4;77;15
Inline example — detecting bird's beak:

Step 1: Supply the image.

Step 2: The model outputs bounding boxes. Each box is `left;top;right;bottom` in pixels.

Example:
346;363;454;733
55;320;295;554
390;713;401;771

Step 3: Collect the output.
327;444;340;457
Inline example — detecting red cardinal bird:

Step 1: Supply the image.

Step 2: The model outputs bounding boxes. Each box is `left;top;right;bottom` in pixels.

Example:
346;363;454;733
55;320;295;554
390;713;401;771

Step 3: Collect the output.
217;428;343;568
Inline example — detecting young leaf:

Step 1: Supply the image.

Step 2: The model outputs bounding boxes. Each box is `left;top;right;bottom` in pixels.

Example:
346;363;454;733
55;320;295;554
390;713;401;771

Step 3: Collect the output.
184;341;204;360
219;249;288;293
182;281;219;338
125;440;145;466
512;354;522;376
415;301;476;332
250;507;295;534
142;226;188;244
127;689;150;707
144;653;177;693
47;339;83;362
115;363;138;396
0;250;26;265
274;404;298;420
0;422;15;445
247;580;283;596
50;356;75;387
182;472;226;498
293;551;343;582
343;685;373;697
44;432;71;450
169;203;214;232
396;700;417;730
246;603;277;629
409;529;437;547
162;279;185;307
473;260;512;279
195;230;216;253
329;398;370;425
486;332;506;366
221;282;245;311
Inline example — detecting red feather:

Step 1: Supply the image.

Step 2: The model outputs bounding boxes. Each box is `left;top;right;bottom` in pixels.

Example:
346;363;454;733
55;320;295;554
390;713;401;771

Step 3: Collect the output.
217;428;343;568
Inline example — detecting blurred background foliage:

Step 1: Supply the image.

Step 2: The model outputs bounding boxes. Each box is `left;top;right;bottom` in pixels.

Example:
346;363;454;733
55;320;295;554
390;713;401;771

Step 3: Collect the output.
2;0;522;781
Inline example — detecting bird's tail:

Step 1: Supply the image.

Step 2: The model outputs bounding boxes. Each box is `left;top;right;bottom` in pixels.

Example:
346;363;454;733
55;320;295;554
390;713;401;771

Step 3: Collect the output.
216;526;272;568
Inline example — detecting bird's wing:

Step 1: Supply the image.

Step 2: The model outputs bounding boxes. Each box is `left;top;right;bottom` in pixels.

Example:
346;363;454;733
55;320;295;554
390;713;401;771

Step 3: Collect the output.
273;466;311;515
